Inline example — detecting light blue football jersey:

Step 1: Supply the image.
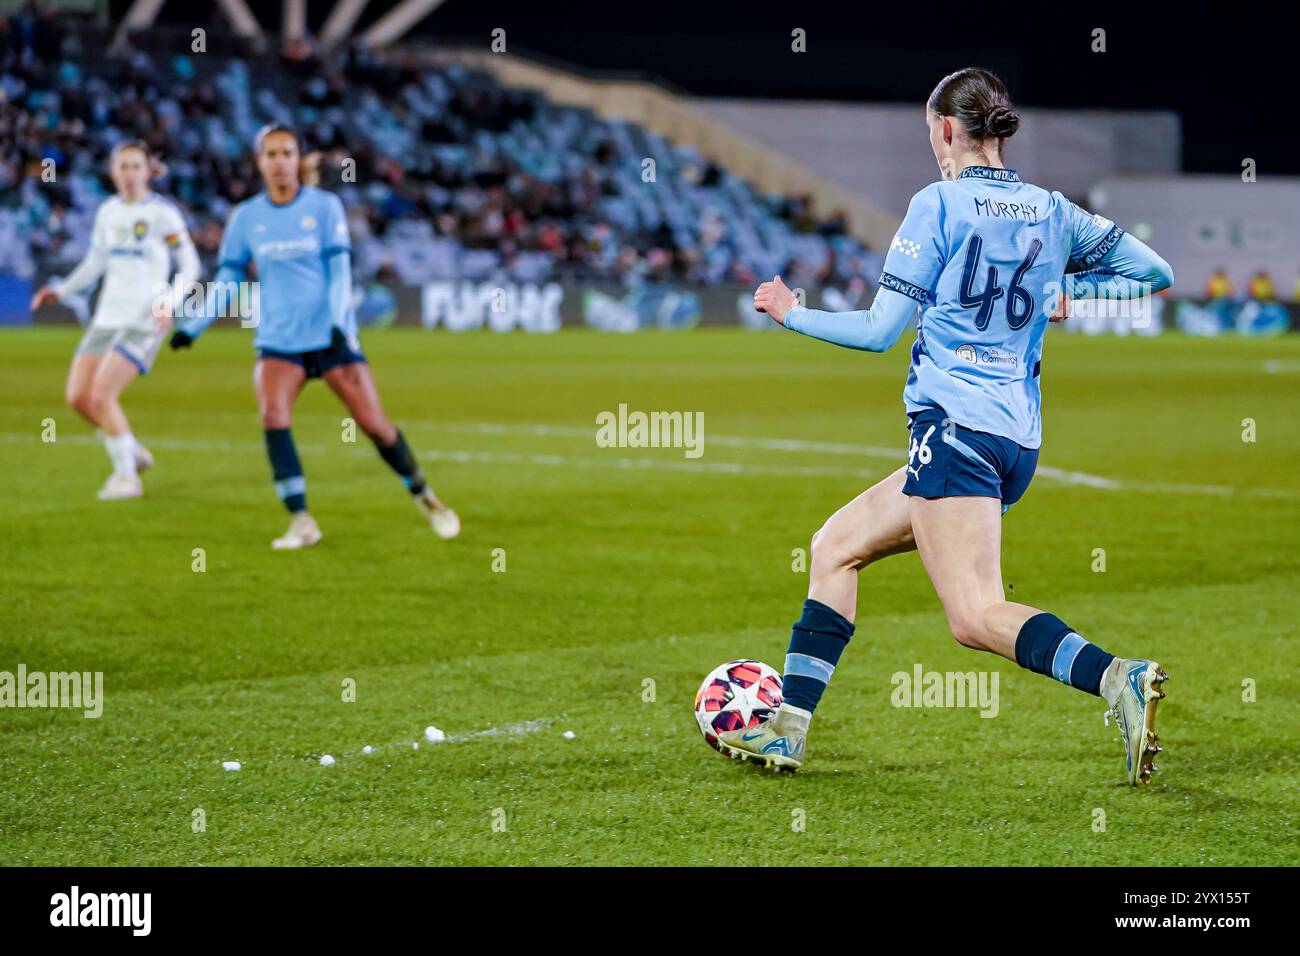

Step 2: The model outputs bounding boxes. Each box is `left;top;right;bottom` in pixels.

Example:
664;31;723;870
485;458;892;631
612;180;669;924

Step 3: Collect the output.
882;166;1122;448
211;186;355;352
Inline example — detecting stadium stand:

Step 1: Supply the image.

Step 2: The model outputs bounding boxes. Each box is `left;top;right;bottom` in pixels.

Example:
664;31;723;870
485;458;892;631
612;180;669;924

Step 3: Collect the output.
0;13;882;291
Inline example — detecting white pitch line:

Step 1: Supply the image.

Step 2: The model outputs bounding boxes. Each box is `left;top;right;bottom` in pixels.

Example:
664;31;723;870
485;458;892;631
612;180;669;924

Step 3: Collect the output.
407;446;877;479
0;430;329;456
4;427;1298;499
422;420;901;459
408;421;1300;497
0;431;880;480
1035;465;1120;490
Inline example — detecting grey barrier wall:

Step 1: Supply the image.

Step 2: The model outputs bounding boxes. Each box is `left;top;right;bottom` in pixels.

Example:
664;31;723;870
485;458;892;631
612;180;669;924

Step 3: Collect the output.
692;99;1181;216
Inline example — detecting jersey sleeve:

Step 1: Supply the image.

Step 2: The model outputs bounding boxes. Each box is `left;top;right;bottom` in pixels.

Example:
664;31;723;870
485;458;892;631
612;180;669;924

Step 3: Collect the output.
878;183;947;305
784;285;917;353
322;193;351;257
160;202;202;313
159;202;188;246
180;205;246;339
52;205;109;297
216;205;251;273
1064;198;1125;272
1065;232;1174;298
91;204;109;251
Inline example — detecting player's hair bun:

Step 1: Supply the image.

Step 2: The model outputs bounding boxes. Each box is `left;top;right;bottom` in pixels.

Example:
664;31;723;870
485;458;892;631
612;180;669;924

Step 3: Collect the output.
928;68;1021;144
984;105;1021;138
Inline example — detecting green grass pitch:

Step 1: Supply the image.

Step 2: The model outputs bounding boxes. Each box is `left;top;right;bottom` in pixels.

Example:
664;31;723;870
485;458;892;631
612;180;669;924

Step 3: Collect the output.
1;325;1297;865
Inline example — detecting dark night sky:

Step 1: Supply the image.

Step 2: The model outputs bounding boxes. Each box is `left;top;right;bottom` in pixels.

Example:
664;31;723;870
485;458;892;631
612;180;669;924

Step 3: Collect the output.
136;0;1297;176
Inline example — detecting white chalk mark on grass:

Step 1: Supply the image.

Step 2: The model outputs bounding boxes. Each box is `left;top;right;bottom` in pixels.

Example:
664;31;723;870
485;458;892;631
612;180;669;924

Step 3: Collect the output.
349;717;554;757
1263;360;1300;374
450;717;554;742
212;717;557;772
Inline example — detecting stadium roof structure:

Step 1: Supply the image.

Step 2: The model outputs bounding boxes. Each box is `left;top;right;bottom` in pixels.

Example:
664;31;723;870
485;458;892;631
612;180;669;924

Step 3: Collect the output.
112;0;448;52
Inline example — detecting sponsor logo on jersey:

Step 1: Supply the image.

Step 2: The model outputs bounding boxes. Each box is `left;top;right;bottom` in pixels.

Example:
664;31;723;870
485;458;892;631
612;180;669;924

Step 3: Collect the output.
955;343;1019;367
1092;213;1113;230
300;215;317;231
979;346;1020;367
255;237;321;259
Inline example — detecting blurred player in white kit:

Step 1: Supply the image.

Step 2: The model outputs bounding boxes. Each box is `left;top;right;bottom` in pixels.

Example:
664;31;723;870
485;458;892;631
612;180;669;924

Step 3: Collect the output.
31;141;200;500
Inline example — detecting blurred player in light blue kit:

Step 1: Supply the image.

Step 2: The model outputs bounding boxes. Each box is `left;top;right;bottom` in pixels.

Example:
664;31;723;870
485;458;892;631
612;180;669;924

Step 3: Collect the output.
727;69;1174;784
171;126;459;548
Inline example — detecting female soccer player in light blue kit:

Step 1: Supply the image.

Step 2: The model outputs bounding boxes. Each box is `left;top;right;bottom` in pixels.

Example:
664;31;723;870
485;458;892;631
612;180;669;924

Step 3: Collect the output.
170;126;459;549
725;69;1174;785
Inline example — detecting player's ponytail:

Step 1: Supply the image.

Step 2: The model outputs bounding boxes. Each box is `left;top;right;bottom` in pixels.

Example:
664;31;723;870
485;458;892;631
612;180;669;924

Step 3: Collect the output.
300;151;322;187
928;68;1021;144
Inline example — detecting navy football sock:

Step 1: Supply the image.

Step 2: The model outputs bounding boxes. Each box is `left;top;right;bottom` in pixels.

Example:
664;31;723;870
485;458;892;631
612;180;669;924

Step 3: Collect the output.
1014;612;1114;696
264;427;306;513
374;429;427;496
781;599;855;714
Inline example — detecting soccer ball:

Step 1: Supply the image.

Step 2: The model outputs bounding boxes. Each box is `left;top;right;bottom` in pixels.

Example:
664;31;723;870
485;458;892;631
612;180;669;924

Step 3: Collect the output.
693;659;783;751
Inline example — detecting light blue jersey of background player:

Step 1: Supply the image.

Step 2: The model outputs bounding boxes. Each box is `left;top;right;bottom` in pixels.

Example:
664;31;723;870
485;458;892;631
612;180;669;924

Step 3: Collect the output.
179;185;356;352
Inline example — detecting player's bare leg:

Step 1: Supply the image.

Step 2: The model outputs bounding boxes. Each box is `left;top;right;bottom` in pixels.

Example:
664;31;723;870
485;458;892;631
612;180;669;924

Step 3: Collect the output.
908;495;1167;785
808;465;917;620
257;357;319;548
906;495;1033;658
65;353;101;428
322;360;459;539
87;350;139;439
68;354;132;497
718;466;916;770
70;351;146;499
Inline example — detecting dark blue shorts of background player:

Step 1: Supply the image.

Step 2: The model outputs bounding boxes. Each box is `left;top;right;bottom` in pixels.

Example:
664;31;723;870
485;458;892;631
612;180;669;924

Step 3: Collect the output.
258;327;365;379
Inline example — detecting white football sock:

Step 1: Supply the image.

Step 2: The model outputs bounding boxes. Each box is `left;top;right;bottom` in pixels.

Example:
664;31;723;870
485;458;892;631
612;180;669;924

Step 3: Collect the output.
1099;658;1127;705
775;703;812;735
104;433;138;477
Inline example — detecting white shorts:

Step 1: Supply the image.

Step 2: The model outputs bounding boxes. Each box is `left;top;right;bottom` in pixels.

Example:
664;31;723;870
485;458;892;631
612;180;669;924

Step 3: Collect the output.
75;324;166;374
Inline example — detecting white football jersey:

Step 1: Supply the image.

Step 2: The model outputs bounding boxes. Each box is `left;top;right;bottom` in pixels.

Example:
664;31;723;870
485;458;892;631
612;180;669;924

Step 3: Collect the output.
55;193;196;330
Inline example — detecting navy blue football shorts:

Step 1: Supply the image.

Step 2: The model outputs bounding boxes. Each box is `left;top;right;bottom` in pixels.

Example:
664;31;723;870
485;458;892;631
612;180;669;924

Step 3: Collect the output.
258;327;365;379
901;405;1038;512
